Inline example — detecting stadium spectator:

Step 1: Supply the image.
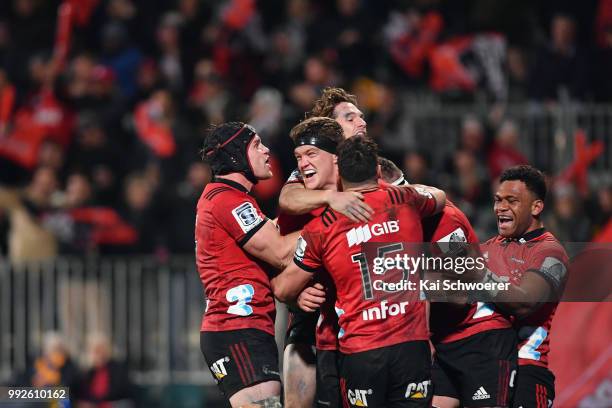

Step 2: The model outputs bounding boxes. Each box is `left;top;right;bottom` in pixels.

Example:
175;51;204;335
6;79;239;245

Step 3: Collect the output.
113;172;162;254
261;0;311;89
592;21;612;102
0;166;59;263
165;161;212;253
67;114;124;207
74;333;133;406
100;21;143;99
403;150;434;186
546;184;592;242
188;58;237;125
22;332;78;391
487;119;528;180
155;12;188;93
528;13;590;102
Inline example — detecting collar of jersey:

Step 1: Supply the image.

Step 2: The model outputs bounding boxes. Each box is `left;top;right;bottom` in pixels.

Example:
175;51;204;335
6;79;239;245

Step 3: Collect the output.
213;177;250;194
353;186;379;194
503;227;546;244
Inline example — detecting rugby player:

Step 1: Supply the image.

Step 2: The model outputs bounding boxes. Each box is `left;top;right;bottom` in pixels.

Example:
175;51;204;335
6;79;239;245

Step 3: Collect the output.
481;165;569;408
196;122;300;408
379;157;518;408
279;87;373;408
273;136;446;407
278;117;345;408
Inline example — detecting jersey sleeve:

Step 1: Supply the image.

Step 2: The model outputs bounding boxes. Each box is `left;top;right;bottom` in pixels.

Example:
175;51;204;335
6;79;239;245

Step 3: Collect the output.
213;193;267;246
293;222;323;273
405;185;439;217
285;168;304;185
526;241;569;297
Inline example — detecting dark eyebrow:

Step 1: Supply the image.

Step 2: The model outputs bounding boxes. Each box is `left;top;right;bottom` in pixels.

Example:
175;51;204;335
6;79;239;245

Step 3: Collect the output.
495;193;518;199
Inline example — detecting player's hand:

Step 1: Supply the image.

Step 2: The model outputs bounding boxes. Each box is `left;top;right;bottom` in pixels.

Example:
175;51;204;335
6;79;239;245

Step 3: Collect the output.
328;191;373;223
297;283;326;312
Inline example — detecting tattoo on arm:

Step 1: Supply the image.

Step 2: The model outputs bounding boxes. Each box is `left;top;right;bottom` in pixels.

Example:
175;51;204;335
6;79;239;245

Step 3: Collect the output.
250;396;282;408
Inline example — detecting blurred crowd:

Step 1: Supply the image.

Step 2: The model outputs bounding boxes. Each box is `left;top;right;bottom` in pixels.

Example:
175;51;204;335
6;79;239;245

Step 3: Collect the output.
0;0;611;262
13;331;134;407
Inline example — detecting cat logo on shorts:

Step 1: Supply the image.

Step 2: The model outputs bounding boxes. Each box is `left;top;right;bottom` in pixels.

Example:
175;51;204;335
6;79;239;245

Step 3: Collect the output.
405;380;431;399
347;388;372;406
210;356;230;380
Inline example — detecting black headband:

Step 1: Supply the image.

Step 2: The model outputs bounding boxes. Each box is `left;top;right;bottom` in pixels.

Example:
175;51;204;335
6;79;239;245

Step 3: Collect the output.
294;135;337;154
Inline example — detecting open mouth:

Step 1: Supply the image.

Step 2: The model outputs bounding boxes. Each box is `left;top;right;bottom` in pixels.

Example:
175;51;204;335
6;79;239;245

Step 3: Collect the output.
303;169;317;179
497;215;513;228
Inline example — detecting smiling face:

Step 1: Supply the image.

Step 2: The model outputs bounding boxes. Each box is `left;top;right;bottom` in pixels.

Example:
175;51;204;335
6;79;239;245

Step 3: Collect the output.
333;102;366;138
494;180;543;238
294;145;338;190
247;134;272;180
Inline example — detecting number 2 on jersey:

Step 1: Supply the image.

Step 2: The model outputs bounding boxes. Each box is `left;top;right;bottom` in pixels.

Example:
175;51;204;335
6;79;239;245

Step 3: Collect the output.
518;326;547;360
226;284;255;316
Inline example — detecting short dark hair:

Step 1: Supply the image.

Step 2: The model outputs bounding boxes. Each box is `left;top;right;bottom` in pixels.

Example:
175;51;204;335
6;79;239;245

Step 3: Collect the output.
289;117;344;145
338;136;378;183
308;87;358;119
500;165;547;201
378;157;404;184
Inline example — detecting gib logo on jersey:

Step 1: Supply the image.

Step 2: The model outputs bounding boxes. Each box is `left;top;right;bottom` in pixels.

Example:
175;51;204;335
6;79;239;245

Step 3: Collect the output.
210;356;230;381
405;380;431;400
346;221;399;247
347;388;372;407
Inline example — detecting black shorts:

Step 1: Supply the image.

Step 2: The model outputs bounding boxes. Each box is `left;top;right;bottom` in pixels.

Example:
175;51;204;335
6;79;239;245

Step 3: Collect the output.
340;340;432;408
432;328;517;407
316;349;341;408
200;329;281;399
285;308;318;347
511;365;554;408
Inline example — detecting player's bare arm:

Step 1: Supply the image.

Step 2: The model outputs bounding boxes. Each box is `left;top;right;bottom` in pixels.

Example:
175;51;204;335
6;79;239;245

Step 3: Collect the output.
270;261;313;303
410;184;446;214
491;271;552;318
486;254;566;319
243;221;301;270
278;182;373;222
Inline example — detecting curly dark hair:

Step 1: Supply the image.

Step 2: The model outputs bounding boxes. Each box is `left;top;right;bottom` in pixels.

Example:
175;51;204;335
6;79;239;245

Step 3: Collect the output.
338;135;379;183
289;116;344;145
307;87;358;119
500;165;547;201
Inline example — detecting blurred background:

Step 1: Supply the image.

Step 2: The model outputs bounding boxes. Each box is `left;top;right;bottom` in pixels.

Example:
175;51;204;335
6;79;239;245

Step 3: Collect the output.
0;0;610;407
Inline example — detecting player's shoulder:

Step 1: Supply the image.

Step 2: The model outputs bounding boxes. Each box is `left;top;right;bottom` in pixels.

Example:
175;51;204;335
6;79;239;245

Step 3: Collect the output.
199;182;259;221
379;184;424;205
201;181;254;204
482;235;503;247
532;231;568;257
314;206;338;230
